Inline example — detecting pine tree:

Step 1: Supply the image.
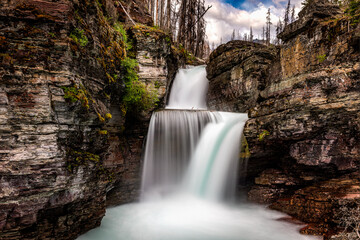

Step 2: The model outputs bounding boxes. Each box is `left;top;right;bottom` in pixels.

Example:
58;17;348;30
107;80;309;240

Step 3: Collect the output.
244;33;247;41
291;5;295;23
276;19;282;45
284;0;291;27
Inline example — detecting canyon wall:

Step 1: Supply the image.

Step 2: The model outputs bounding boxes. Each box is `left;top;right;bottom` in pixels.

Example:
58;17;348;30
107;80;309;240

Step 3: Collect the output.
0;0;177;238
207;0;360;237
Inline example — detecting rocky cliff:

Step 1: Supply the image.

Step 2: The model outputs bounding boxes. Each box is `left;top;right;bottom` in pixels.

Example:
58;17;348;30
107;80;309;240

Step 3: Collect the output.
0;0;178;239
207;0;360;237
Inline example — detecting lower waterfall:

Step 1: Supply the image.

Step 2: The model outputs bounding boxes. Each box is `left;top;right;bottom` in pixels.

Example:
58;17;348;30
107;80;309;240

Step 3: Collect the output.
78;66;319;240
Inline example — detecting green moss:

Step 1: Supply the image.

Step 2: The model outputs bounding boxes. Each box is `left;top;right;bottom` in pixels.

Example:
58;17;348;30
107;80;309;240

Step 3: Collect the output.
66;149;113;182
121;57;159;112
98;129;108;135
62;85;90;110
317;54;326;63
69;28;88;47
97;113;105;122
258;130;270;141
66;150;100;172
240;136;251;158
154;80;161;88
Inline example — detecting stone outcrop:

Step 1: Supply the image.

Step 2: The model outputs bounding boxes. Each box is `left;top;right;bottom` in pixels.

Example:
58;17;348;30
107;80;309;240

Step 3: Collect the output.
0;0;177;238
207;0;360;237
206;41;277;112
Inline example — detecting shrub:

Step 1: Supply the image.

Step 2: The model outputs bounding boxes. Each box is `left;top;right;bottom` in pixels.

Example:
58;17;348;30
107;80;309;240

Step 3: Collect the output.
114;22;132;51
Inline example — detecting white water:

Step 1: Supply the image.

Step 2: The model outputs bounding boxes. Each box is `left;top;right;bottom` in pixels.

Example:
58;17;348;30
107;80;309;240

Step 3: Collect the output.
141;110;220;200
166;65;208;110
78;66;320;240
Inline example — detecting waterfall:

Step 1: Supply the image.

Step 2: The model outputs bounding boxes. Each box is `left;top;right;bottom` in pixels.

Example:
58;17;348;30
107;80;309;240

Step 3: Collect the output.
141;110;220;199
166;65;208;110
185;112;248;201
141;65;247;201
78;65;320;240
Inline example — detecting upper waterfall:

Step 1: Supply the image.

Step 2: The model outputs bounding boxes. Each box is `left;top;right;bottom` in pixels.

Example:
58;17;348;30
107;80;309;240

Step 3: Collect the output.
166;65;208;110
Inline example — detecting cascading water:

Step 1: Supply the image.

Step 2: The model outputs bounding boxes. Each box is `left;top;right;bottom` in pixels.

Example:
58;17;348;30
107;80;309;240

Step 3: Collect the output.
141;110;220;199
78;66;320;240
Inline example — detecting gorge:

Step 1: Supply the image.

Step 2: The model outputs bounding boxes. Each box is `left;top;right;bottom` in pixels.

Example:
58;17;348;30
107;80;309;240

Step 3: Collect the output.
77;66;317;240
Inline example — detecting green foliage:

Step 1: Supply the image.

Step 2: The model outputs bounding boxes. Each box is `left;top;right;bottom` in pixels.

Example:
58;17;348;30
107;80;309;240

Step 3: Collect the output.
258;130;270;141
317;54;327;63
69;28;88;47
345;0;360;24
121;57;159;112
114;22;132;51
62;85;89;110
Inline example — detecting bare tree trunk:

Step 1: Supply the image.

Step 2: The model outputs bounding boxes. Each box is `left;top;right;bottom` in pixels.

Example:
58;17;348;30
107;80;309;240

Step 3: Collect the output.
178;0;187;45
155;0;159;25
166;0;171;32
159;0;165;28
151;0;155;25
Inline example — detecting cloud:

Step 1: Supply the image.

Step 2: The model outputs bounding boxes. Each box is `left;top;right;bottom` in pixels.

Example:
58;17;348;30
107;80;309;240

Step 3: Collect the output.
204;0;303;45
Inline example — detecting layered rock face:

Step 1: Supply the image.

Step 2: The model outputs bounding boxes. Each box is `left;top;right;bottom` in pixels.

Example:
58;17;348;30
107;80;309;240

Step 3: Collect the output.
207;0;360;236
206;41;278;112
0;0;175;238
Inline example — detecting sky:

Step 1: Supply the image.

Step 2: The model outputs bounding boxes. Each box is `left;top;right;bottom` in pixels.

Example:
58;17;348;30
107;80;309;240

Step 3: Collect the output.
204;0;304;46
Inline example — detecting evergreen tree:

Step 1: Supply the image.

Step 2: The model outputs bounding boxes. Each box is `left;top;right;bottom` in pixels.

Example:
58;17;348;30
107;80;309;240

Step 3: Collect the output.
291;5;295;23
284;0;291;27
244;33;248;41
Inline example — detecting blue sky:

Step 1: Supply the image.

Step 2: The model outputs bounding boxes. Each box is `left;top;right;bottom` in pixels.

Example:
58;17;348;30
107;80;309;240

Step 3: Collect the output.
224;0;277;11
204;0;303;45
